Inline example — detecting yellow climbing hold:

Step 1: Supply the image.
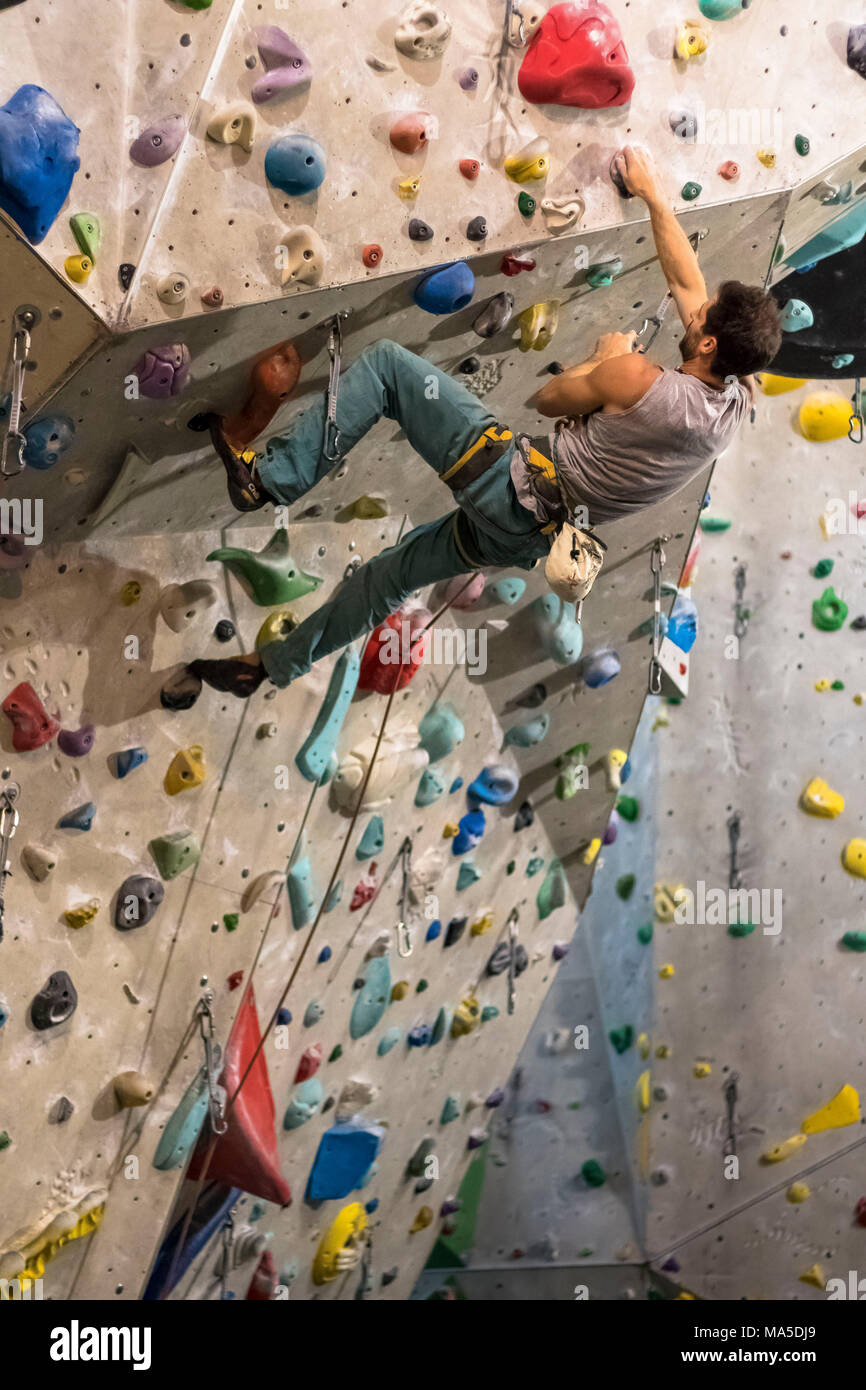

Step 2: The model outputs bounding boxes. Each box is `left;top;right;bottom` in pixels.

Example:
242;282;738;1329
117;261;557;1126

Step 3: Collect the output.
64;898;100;930
398;175;422;199
655;883;687;922
799;1264;826;1290
120;580;142;605
410;1205;434;1233
582;837;601;865
504;137;550;183
761;1133;807;1163
390;981;409;1001
756;372;807;396
342;495;389;520
675;21;708;59
517;301;560;353
842;840;866;879
659;964;675;979
756;148;776;168
470;910;494;936
801;1083;860;1134
255;609;298;648
693;1062;712;1078
814;679;831;692
15;1202;105;1289
855;693;866;706
655;1044;672;1059
164;745;206;796
786;1182;811;1203
635;1070;650;1113
451;994;480;1037
652;711;670;731
64;254;92;284
637;1032;651;1059
442;822;459;839
799;777;844;818
799;392;855;442
312;1203;367;1285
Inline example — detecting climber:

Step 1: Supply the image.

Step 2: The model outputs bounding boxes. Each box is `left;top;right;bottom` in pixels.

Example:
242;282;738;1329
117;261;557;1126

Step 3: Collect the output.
184;145;782;699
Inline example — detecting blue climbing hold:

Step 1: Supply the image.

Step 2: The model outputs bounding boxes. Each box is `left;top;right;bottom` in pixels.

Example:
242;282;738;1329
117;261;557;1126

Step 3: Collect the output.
58;802;96;831
452;809;485;855
580;648;621;687
413;261;476;315
378;1026;401;1055
490;576;527;605
779;298;813;332
287;857;318;930
467;765;519;806
307;1120;384;1200
504;713;549;748
416;768;447;806
356;814;385;861
456;861;482;891
425;918;442;942
350;955;391;1039
114;747;148;778
265;134;325;196
22;416;75;470
295;647;359;783
667;594;698;653
531;594;583;665
277;1007;292;1025
365;1198;379;1214
407;1023;432;1047
418;702;465;762
0;86;81;244
283;1077;324;1130
317;945;332;964
449;777;463;793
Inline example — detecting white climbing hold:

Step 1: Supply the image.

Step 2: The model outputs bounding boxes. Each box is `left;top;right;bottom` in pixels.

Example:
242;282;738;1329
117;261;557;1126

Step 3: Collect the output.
394;2;452;61
157;273;190;306
540;195;585;232
278;226;326;288
241;870;284;913
159;581;218;632
206;102;257;152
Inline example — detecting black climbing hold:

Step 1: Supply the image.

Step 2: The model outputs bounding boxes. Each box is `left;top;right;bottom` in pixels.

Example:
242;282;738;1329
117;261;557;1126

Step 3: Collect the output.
466;215;488;241
50;1096;74;1124
215;619;236;642
513;799;534;831
847;23;866;79
513;681;547;708
118;263;136;291
115;874;165;930
486;940;528;977
414;1177;434;1193
459;355;480;374
546;361;563;375
296;504;325;519
850;615;866;630
381;1267;399;1286
609;153;632;198
31;971;78;1030
186;412;212;433
444;915;467;948
160;668;203;711
408;219;434;242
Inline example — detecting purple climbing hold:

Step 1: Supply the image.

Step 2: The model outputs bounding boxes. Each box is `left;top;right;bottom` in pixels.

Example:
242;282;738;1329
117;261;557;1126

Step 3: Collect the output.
57;724;95;758
485;1089;505;1108
603;809;619;845
459;67;479;90
130;115;186;167
133;344;191;399
552;942;570;961
0;536;29;570
0;85;81;243
847;24;866;79
251;26;313;103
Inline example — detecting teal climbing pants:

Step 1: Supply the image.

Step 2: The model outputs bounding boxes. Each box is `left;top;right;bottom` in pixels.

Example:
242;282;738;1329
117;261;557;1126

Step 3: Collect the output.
256;339;549;688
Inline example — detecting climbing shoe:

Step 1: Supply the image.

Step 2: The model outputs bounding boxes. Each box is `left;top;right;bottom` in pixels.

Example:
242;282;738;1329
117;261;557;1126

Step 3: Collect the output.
187;656;268;698
190;413;274;512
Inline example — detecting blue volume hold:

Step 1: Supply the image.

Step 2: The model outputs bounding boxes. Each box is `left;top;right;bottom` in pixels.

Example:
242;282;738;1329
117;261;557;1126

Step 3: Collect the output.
265;134;326;196
413;261;476;315
0;86;81;243
295;646;360;782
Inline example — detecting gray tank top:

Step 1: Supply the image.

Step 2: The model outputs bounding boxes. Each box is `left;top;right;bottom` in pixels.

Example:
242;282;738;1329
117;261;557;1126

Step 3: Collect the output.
511;368;751;526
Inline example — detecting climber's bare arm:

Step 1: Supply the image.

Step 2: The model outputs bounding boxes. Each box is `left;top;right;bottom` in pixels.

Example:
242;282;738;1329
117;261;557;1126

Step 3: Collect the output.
532;335;661;418
612;146;708;330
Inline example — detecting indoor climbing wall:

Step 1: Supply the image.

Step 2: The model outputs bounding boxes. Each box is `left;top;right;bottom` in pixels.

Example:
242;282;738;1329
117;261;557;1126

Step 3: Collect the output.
2;0;866;1303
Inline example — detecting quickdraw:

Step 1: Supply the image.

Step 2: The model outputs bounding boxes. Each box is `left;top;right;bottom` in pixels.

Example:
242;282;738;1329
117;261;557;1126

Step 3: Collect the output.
1;307;39;479
0;781;20;942
849;377;863;444
634;230;707;353
322;311;351;463
648;536;668;695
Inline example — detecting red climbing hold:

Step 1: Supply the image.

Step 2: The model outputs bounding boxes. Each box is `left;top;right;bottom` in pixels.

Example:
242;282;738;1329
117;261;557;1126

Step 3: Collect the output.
221;341;302;451
459;159;480;180
501;253;536;277
518;2;635;110
855;1197;866;1227
350;862;378;911
362;243;383;268
358;602;431;694
2;682;60;751
718;160;740;182
227;970;244;990
294;1042;323;1083
245;1249;278;1300
188;984;291;1207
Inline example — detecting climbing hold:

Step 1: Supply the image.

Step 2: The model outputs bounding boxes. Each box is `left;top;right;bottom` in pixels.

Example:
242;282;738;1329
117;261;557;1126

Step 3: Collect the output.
333;720;428;811
842;840;866;878
0;84;80;243
842;932;866;952
847;23;866;78
556;743;589;801
459;158;480;180
350;955;391;1039
517;301;560;353
118;263;136;291
2;682;60;751
527;857;544;876
669;109;698;142
518;2;634;107
390;111;435;154
693;1063;712;1078
451;995;480;1037
603;750;627;792
56;723;94;759
812;587;848;631
757;372;806;397
115;875;164;930
410;1205;434;1233
287;857;318;930
394;1;452;61
470;911;494;937
466;215;488;242
416;768;447;807
500;253;535;277
786;1181;811;1204
164;745;206;796
504;137;549;183
456;862;482;891
132;344;190;398
413;261;475;315
489;576;526;606
779;299;813;332
157;273;189;306
585;257;623;289
378;1027;401;1055
460;67;479;90
537;858;567;919
531;594;583;664
398;175;422;199
473;292;514;339
149;830;201;880
452;811;485;855
802;1084;861;1133
580;648;621;687
433;572;485;610
359;601;430;693
265;135;325;196
799;778;844;818
756;148;776;169
675;22;708;60
356;815;385;861
681;181;702;202
504;713;549;748
362;243;383;269
31;971;77;1030
718;160;739;181
64;254;92;284
160;669;202;712
304;1001;324;1028
540;195;585;232
391;981;409;1001
21;415;75;470
130;114;185;166
278;226;326;287
295;647;360;784
312;1204;367;1286
308;1120;384;1201
761;1134;806;1164
668;594;698;653
207;102;256;151
114;1071;154;1109
255;611;297;648
120;581;142;608
609;153;632;199
159;581;218;633
517;191;536;216
64;898;100;930
58;802;96;832
419;703;465;763
251;26;312;103
799;392;855;442
440;1096;460;1125
208;530;320;607
283;1078;324;1131
22;844;57;883
467;765;518;806
582;838;601;864
408;218;434;241
582;1159;606;1187
799;1265;826;1290
513;683;547;709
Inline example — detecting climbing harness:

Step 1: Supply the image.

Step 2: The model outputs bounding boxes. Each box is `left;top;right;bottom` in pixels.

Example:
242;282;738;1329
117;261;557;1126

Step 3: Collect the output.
723;1072;740;1159
322;311;350;463
727;812;742;892
648;537;668;695
1;307;38;479
848;377;863;444
733;564;749;639
0;781;20;942
506;907;519;1015
635;230;706;353
196;991;227;1136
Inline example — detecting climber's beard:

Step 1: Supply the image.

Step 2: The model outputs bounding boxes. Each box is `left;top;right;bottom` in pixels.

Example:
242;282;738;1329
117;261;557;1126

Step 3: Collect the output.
679;322;702;363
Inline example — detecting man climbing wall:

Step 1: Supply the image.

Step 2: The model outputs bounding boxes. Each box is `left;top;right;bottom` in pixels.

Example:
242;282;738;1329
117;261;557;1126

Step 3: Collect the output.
183;146;782;701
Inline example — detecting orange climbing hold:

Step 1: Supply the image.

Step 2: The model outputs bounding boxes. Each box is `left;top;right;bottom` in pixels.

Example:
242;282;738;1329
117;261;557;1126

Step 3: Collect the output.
389;112;434;154
459;159;480;180
362;243;383;268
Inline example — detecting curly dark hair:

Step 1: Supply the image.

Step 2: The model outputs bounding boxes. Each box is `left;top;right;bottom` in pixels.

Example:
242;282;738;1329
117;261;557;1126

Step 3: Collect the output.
703;281;783;379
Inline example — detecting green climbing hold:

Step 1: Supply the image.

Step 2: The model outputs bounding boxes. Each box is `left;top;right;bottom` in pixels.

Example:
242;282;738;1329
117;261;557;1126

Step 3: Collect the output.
440;1095;461;1124
813;558;834;578
681;181;702;201
795;134;810;157
150;830;201;880
207;529;321;607
812;586;848;632
70;213;101;261
506;860;515;875
537;858;567;919
581;1159;606;1188
615;873;636;901
223;913;239;932
728;919;756;938
585;257;623;289
456;861;482;891
517;191;536;216
180;0;212;7
526;856;545;877
609;1025;633;1054
328;1044;343;1062
555;742;589;800
416;978;429;992
699;516;731;532
637;922;653;945
616;795;639;822
481;1005;499;1021
841;931;866;952
832;680;845;691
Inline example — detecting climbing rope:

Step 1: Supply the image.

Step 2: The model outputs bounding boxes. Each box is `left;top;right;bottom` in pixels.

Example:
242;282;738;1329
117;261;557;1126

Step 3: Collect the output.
733;564;749;640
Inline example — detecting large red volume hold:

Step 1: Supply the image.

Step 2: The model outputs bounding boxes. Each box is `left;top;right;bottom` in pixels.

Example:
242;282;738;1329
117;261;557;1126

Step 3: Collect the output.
246;1250;278;1300
357;601;431;694
517;1;635;109
2;681;60;751
187;985;291;1207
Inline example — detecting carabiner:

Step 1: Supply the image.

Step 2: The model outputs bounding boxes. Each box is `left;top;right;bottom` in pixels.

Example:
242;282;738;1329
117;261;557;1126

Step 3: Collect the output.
849;379;863;443
396;921;413;958
322;313;348;464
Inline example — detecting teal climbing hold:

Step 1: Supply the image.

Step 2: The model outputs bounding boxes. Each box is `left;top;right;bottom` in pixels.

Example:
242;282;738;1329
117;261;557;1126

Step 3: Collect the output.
418;703;465;763
207;529;321;607
637;923;653;945
440;1095;461;1125
526;857;545;877
456;861;482;891
481;1005;499;1022
415;767;447;807
779;299;813;332
430;1006;451;1044
356;814;385;861
283;1077;324;1130
504;713;549;748
490;576;526;605
150;830;201;880
350;955;391;1039
287;856;318;929
681;182;702;201
616;873;636;900
153;1066;210;1170
582;1159;606;1187
841;931;866;952
537;857;566;918
531;594;583;664
609;1025;633;1054
699;0;742;15
295;647;360;782
585;257;623;289
304;1000;324;1027
378;1026;402;1055
324;879;343;912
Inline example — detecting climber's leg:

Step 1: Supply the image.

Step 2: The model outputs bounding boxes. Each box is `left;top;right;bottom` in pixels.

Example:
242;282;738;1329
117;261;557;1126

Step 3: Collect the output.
256;338;497;507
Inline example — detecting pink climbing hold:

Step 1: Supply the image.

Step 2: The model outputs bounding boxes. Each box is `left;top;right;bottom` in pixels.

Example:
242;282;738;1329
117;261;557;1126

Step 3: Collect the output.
251;26;313;104
350;862;378;912
294;1043;323;1083
855;1197;866;1227
718;160;740;181
518;2;635;110
432;572;485;611
133;344;191;399
358;601;432;694
2;682;60;752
